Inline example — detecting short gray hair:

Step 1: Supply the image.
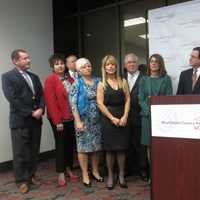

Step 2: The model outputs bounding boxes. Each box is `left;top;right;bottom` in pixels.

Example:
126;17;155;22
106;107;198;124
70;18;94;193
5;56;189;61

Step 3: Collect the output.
124;53;138;63
76;58;91;71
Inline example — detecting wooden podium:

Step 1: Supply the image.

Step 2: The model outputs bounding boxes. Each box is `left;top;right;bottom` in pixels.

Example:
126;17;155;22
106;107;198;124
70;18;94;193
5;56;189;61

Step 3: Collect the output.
150;95;200;200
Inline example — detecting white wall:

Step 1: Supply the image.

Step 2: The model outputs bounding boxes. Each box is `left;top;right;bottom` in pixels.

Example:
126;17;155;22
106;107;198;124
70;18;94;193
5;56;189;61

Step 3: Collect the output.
0;0;54;163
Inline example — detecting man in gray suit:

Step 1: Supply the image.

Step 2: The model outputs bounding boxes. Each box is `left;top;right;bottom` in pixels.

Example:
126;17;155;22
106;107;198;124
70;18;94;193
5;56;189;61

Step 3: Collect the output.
1;49;44;194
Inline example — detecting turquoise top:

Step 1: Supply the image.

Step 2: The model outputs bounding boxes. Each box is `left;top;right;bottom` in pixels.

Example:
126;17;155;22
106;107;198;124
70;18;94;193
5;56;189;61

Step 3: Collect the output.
138;75;173;145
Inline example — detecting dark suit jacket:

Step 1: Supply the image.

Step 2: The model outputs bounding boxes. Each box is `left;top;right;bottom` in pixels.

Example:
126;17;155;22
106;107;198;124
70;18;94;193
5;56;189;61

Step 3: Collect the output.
124;71;144;125
1;68;45;128
177;68;200;95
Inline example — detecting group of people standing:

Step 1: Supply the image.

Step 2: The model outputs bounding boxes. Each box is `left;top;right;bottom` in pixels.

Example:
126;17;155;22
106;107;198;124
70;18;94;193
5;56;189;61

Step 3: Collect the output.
2;46;200;194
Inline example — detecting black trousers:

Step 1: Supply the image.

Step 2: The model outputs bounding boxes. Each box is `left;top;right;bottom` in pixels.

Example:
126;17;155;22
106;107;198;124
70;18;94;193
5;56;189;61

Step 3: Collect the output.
11;125;41;183
126;120;147;175
49;120;76;173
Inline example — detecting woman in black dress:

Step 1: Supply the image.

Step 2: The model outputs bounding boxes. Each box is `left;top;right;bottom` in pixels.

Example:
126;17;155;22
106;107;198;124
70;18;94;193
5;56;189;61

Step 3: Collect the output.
97;55;130;189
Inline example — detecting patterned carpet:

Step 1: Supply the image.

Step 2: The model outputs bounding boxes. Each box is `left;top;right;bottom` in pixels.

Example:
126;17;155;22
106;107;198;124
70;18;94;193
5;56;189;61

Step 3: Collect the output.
0;159;150;200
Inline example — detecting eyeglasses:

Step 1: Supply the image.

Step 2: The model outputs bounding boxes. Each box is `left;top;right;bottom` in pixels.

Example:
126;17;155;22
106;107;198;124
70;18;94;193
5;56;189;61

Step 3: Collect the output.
150;60;159;63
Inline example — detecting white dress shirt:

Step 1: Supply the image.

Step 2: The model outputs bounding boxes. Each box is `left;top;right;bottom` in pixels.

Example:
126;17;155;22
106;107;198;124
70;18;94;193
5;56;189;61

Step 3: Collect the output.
19;70;35;94
193;67;200;80
69;70;78;80
127;70;140;92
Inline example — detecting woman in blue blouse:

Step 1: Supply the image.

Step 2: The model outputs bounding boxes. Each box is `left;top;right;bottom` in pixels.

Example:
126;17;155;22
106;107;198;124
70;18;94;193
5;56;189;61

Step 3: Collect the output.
70;58;103;187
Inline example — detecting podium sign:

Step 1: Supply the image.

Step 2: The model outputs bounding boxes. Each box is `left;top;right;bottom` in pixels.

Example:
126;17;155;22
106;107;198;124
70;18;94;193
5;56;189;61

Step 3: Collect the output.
151;104;200;139
150;96;200;200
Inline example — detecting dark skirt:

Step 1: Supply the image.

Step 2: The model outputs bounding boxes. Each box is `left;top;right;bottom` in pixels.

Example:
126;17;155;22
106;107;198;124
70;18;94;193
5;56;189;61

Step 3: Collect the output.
101;106;129;151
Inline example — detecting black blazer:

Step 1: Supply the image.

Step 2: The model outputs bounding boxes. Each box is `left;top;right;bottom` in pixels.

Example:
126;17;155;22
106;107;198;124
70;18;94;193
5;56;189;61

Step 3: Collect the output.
177;68;200;95
1;68;45;128
124;71;144;125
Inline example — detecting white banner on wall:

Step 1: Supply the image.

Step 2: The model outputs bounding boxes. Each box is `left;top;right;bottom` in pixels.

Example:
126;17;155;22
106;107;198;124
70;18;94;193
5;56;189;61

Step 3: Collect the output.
151;104;200;139
148;0;200;93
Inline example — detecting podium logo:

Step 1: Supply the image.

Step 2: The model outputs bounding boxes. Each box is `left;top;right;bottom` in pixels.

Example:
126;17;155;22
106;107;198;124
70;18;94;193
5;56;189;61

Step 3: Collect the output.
158;109;177;132
194;114;200;131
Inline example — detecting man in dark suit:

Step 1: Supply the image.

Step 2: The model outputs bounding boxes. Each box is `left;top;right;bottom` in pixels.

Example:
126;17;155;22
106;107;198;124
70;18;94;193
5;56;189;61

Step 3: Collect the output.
177;47;200;95
1;49;44;194
123;53;148;181
66;54;78;79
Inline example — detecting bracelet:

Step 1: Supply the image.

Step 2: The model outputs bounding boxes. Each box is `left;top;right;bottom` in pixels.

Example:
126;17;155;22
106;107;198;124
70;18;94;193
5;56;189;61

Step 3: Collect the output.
110;116;114;121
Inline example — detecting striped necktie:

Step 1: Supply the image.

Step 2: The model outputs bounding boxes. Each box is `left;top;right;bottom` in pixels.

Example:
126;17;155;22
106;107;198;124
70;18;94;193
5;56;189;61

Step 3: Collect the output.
22;71;35;94
192;68;198;91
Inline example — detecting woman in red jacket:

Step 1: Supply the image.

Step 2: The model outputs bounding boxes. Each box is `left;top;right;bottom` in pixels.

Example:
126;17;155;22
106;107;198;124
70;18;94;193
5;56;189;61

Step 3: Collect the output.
44;54;78;187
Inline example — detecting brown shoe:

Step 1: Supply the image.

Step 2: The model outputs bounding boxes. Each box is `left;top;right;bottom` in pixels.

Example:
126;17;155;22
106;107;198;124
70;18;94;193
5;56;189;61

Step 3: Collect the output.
30;177;41;186
19;183;29;194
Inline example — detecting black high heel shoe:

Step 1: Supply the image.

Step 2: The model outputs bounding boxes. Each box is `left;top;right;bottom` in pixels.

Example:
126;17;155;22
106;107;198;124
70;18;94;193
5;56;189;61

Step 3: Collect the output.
91;173;104;182
106;183;114;190
106;178;114;190
83;181;92;187
139;170;148;182
119;180;128;188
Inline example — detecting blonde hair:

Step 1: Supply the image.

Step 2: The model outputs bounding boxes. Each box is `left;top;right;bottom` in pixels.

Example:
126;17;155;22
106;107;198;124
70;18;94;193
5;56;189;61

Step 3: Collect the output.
101;55;125;90
76;57;91;71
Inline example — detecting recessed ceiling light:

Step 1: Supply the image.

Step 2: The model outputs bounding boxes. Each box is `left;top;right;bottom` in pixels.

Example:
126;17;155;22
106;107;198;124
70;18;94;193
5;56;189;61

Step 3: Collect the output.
138;34;148;39
124;17;146;27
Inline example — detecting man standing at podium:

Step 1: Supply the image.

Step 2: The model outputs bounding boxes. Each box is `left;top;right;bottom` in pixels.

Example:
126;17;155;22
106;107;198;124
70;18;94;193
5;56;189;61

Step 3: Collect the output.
177;47;200;95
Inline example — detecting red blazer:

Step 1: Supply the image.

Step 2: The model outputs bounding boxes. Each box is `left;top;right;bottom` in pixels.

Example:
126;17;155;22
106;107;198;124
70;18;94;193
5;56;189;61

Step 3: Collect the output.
44;73;74;125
